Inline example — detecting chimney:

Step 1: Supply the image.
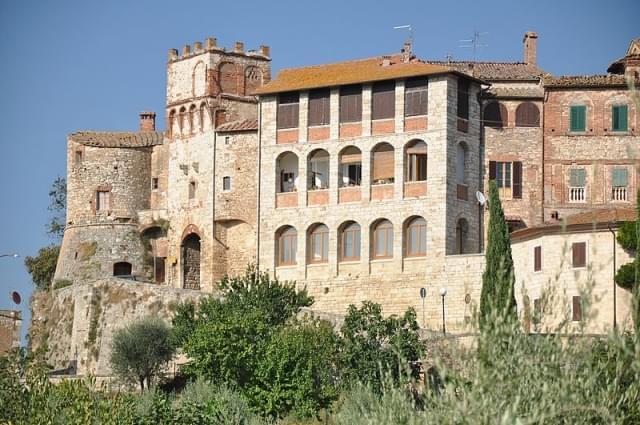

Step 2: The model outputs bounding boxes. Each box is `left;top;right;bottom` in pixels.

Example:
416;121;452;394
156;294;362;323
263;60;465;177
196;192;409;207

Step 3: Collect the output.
234;41;244;53
523;31;538;65
139;112;156;132
259;45;270;57
401;40;413;63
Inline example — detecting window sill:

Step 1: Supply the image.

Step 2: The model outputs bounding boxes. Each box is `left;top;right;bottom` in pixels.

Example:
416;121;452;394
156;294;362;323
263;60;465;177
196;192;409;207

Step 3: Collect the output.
370;258;393;263
404;113;428;119
404;255;426;260
339;259;361;264
307;262;328;267
307;124;330;128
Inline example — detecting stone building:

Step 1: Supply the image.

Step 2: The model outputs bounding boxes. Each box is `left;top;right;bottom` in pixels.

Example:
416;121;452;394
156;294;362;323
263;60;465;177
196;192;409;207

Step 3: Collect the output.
51;34;640;335
0;310;21;353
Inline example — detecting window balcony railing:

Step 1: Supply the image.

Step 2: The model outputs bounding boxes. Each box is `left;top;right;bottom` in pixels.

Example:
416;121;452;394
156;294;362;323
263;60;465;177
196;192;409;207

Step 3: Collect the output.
612;186;628;202
568;187;586;203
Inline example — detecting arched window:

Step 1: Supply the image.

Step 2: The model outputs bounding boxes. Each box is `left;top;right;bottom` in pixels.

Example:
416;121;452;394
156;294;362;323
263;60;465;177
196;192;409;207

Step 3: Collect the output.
308;224;329;263
405;217;427;257
178;107;186;133
188;104;197;133
168;109;176;137
276;152;299;193
308;149;330;190
182;233;201;289
277;226;297;266
113;262;132;276
371;143;395;185
244;66;263;95
515;102;540;127
456;142;468;184
339;146;362;187
372;219;393;259
405;140;427;182
340;221;361;261
192;61;206;97
484;102;507;128
199;103;207;131
456;218;469;254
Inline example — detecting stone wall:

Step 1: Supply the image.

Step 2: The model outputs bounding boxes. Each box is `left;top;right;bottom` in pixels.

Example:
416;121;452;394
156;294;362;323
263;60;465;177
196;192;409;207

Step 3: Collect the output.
0;310;21;353
30;279;212;377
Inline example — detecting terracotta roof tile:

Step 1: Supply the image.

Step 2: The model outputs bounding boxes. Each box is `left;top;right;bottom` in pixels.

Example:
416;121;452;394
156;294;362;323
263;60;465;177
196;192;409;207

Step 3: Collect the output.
69;131;165;148
484;86;544;99
254;56;463;95
544;74;633;88
424;60;544;81
216;119;259;132
562;208;636;226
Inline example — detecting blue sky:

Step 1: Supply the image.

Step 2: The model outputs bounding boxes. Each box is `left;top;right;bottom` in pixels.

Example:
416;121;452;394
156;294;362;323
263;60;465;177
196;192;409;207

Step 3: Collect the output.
0;0;638;343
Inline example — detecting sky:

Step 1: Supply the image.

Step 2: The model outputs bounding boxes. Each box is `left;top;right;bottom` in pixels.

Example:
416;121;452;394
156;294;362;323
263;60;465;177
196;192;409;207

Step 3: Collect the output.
0;0;638;344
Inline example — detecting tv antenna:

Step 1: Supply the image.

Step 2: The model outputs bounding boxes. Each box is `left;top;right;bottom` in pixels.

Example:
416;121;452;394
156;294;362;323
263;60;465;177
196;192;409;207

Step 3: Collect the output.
459;30;488;61
394;25;414;43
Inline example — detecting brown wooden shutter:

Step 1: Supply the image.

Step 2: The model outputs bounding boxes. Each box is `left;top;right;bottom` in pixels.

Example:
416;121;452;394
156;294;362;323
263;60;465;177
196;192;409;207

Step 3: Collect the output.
489;161;497;181
534;246;541;271
513;161;523;199
341;152;362;163
516;102;540;127
572;242;586;268
308;89;330;126
484;102;506;128
372;81;395;120
340;85;362;123
572;296;582;321
404;78;428;116
372;148;394;181
277;92;299;129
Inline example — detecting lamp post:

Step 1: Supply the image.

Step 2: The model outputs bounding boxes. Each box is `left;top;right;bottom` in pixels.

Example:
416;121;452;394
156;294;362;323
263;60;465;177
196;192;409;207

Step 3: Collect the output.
0;253;19;259
439;287;447;335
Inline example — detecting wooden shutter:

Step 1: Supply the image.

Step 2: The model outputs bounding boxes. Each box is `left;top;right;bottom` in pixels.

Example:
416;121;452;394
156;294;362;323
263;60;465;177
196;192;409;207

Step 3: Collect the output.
572;242;586;268
613;105;628;131
404;78;428;116
371;81;395;120
572;296;582;321
372;148;394;181
513;161;523;198
308;89;330;126
277;92;299;129
341;152;362;164
516;102;540;127
570;105;586;132
484;102;506;128
340;85;362;123
489;161;497;181
457;79;470;119
534;246;542;271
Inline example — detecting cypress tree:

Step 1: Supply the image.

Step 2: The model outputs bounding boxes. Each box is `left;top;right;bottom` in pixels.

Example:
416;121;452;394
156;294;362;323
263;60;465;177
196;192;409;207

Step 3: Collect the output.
480;180;517;331
634;189;640;333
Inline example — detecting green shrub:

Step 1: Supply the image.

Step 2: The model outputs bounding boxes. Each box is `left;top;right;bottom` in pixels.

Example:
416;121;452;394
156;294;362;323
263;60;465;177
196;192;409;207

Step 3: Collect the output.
53;279;73;290
615;261;636;290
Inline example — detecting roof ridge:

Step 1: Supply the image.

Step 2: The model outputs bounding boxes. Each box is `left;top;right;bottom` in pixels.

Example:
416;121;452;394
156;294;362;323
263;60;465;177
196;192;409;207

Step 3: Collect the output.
277;54;402;73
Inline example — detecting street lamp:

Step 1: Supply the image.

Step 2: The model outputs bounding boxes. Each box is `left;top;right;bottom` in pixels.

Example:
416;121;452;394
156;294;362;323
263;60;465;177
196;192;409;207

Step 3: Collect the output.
439;287;447;335
0;253;19;259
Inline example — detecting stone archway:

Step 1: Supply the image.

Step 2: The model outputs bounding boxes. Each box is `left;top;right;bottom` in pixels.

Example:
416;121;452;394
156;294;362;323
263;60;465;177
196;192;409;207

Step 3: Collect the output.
182;233;201;290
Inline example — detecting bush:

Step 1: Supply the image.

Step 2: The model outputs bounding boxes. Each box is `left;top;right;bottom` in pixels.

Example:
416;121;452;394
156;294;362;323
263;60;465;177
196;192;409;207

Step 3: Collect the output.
615;261;636;290
110;317;175;392
24;245;60;290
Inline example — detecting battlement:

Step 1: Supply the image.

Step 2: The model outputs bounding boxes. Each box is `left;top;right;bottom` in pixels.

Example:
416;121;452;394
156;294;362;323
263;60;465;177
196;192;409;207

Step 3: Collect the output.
168;37;270;62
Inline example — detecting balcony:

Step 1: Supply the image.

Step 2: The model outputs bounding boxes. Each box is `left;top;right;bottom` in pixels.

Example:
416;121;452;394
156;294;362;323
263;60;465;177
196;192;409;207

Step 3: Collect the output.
276;192;298;208
568;187;586;203
612;186;628;202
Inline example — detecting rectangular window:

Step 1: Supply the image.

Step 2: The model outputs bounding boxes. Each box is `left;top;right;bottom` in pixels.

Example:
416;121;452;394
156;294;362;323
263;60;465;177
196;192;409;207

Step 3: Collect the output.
404;77;428;116
189;181;196;199
407;222;427;256
96;190;110;211
612;168;629;187
341;163;362;186
489;161;523;199
572;242;586;268
534;246;542;272
152;177;159;190
612;105;628;132
572;296;583;322
374;226;393;258
457;79;470;119
310;231;329;263
75;150;83;165
308;88;330;126
280;234;297;265
371;81;395;120
570;168;587;187
339;85;362;123
342;227;361;261
570;105;586;132
277;92;299;129
222;176;231;191
407;154;428;181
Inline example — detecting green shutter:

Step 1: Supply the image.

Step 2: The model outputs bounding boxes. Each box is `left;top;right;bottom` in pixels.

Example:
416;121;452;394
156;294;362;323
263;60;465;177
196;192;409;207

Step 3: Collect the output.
570;105;586;132
613;105;628;131
612;168;628;187
570;168;586;187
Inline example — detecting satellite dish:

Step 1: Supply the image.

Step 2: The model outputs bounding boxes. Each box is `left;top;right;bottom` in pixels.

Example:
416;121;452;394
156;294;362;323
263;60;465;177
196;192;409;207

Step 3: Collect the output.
476;191;487;206
11;291;21;305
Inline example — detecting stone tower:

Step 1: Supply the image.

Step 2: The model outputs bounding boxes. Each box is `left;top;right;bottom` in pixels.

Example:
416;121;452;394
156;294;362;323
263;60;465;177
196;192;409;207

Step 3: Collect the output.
163;38;271;291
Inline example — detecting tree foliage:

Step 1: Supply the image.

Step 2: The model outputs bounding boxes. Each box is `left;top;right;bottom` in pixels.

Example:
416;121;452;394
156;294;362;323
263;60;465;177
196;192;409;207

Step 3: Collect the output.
339;301;423;390
480;180;517;331
24;245;60;290
46;176;67;241
110;317;175;392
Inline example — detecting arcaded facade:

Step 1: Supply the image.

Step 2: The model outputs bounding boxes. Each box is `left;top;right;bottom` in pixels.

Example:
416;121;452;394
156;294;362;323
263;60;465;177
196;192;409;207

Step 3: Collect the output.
53;34;640;333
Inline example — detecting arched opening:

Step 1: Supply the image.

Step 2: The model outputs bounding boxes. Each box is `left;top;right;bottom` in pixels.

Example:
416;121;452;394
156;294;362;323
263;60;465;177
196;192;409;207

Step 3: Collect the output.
456;218;469;254
178;107;186;133
188;104;197;134
168;109;176;137
339;146;362;187
276;225;297;266
199;102;207;131
339;221;361;262
182;233;201;289
113;262;132;277
405;216;427;257
276;152;299;193
141;226;168;283
405;140;427;182
371;143;395;185
371;219;393;259
307;223;329;263
515;102;540;127
484;102;507;128
308;149;330;190
192;61;206;97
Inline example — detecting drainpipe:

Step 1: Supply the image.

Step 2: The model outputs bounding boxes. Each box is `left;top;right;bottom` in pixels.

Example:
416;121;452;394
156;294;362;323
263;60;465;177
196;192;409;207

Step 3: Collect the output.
256;101;262;272
608;223;617;331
